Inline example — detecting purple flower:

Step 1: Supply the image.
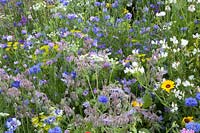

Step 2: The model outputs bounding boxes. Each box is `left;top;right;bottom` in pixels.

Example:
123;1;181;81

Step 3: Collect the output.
98;95;109;104
196;93;200;101
89;16;100;22
94;2;101;6
48;126;62;133
83;101;90;108
11;81;20;88
185;97;198;107
20;16;27;25
112;1;118;8
83;90;89;96
44;116;56;124
125;13;132;20
29;63;41;75
5;118;21;131
67;13;77;20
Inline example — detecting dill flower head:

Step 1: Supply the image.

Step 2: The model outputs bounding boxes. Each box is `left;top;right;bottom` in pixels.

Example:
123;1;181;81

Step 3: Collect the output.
182;116;193;125
161;80;175;93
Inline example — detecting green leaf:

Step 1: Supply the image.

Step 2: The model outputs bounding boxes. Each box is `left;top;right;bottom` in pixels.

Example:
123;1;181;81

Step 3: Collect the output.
142;92;153;108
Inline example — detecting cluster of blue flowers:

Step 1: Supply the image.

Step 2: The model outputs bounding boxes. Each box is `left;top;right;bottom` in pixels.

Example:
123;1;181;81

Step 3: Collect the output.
185;93;200;107
186;122;200;132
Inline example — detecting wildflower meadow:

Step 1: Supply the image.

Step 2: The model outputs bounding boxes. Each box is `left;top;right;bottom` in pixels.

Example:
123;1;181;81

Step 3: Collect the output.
0;0;200;133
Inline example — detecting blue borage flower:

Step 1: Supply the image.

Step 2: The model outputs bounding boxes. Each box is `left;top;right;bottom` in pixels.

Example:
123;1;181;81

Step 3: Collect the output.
48;126;62;133
186;122;200;132
98;95;109;104
185;97;198;107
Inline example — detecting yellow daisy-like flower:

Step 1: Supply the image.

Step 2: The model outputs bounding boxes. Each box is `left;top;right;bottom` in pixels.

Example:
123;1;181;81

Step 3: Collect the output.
161;80;175;93
182;116;193;125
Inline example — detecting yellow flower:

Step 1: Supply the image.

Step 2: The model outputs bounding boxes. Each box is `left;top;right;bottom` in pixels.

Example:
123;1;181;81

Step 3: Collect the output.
32;116;39;127
40;45;50;55
161;80;175;93
7;42;12;47
182;116;193;125
44;125;51;131
53;44;59;51
132;99;143;107
123;8;129;14
70;29;81;33
13;42;19;50
106;3;111;8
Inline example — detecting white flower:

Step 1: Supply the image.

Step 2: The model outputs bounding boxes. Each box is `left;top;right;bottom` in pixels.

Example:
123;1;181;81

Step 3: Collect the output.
193;33;200;38
181;39;189;47
156;11;166;17
173;89;185;100
168;0;177;4
187;0;193;2
170;36;178;44
171;102;178;112
182;80;191;87
175;78;182;87
188;5;195;12
158;51;168;58
172;62;180;69
173;48;180;53
132;49;139;55
188;75;194;80
0;112;9;117
197;0;200;4
165;5;171;11
7;35;13;41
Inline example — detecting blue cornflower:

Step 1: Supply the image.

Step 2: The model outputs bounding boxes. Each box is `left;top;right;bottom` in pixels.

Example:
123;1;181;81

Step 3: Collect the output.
29;63;41;75
185;97;198;107
11;81;20;88
186;122;200;132
48;126;62;133
196;93;200;101
98;95;109;104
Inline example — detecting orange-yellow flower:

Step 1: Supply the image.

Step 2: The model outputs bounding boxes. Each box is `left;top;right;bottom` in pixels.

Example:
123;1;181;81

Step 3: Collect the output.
161;80;175;93
182;116;193;125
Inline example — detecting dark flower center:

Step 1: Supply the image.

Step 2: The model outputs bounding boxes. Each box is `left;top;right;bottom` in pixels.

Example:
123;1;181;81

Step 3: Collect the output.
166;84;171;88
184;118;190;123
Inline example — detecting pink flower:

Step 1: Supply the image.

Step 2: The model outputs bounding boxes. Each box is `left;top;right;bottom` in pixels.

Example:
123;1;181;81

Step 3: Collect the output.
180;128;195;133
